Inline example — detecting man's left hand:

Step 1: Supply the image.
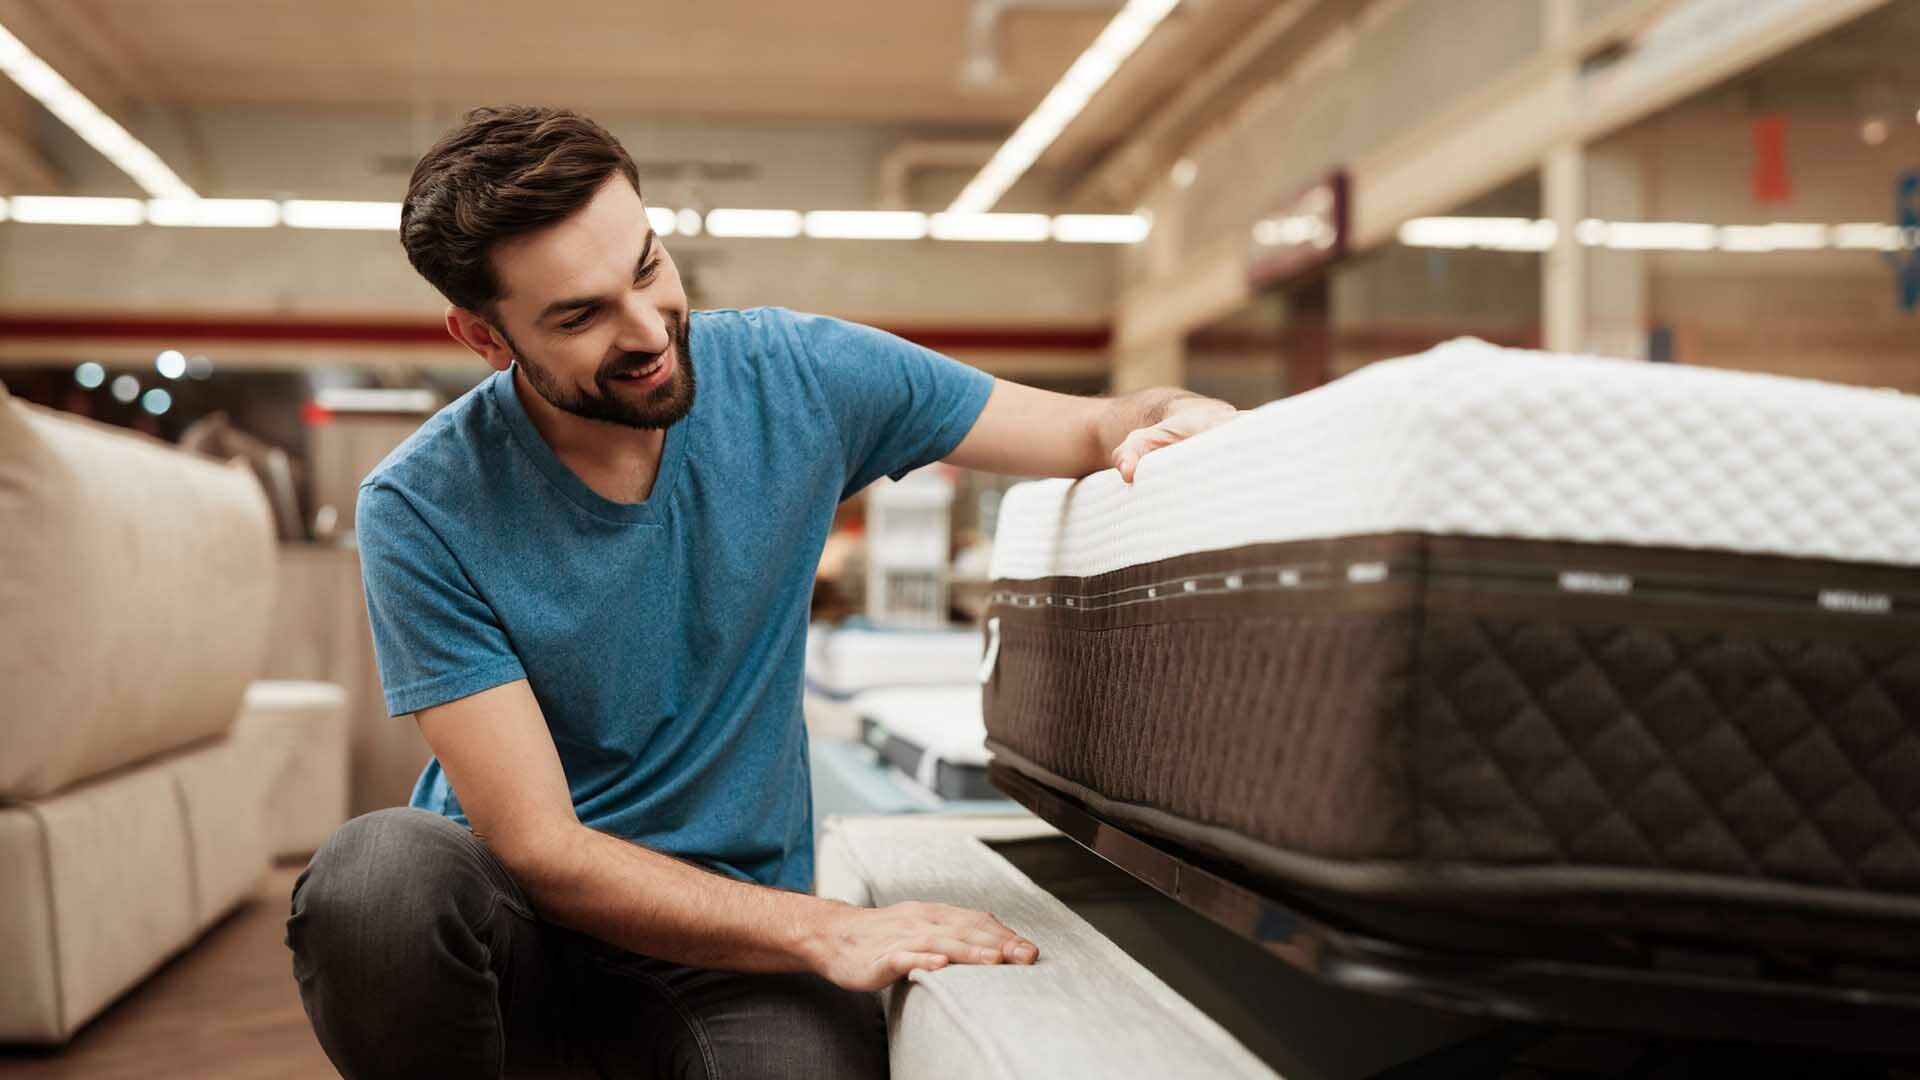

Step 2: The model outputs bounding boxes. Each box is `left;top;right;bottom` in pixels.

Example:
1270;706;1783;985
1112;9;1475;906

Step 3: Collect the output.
1111;397;1239;483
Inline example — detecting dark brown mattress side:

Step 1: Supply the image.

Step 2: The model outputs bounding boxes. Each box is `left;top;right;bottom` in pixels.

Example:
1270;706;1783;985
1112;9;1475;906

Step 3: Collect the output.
981;531;1920;952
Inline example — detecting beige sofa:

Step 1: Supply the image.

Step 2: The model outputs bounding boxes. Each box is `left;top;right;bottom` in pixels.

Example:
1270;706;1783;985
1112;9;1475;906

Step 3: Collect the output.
0;382;345;1044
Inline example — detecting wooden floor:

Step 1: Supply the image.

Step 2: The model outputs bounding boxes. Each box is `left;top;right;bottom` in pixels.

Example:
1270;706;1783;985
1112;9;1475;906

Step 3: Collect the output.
0;866;336;1079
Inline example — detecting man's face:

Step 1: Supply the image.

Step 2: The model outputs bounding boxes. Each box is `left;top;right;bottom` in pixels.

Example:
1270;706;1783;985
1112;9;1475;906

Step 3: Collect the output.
486;176;695;430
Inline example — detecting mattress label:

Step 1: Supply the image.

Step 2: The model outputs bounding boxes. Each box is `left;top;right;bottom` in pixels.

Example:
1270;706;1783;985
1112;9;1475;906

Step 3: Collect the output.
1558;570;1635;596
1818;589;1893;615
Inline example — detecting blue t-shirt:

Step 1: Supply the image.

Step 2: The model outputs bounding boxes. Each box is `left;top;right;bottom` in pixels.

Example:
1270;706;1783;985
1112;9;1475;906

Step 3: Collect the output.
356;307;994;892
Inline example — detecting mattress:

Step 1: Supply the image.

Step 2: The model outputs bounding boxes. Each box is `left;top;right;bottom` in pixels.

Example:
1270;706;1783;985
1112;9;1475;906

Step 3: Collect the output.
804;625;983;699
853;686;996;801
981;339;1920;960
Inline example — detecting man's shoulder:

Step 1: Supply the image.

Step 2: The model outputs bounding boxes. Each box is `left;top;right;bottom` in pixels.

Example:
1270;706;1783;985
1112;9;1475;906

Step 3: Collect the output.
697;306;865;360
357;374;507;515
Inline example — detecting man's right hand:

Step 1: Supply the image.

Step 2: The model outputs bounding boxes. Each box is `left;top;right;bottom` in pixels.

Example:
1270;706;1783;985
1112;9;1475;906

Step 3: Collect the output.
806;900;1040;992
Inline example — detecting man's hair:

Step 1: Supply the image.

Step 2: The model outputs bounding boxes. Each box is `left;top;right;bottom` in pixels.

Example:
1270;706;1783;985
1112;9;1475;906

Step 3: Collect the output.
401;105;641;317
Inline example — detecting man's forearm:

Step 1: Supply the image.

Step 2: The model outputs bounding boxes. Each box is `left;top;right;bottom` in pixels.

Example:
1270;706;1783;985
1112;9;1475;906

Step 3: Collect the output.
502;821;843;974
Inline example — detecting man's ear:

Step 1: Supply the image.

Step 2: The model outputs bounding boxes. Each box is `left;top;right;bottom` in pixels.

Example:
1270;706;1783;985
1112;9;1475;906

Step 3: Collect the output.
445;306;515;373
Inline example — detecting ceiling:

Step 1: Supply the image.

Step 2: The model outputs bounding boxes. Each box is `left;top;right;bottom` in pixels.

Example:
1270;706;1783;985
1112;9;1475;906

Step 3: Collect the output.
8;0;1125;125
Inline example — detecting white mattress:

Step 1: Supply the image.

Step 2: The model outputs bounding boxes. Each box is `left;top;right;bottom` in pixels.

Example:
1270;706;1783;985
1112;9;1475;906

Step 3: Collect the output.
804;625;985;699
990;339;1920;582
853;685;991;771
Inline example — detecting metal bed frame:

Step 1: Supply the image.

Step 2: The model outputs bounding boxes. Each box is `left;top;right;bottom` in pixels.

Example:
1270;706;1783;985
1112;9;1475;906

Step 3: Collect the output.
988;760;1920;1060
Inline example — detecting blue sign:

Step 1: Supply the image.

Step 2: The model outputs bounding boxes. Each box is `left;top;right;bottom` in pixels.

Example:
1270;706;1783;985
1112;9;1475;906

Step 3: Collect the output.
1896;171;1918;314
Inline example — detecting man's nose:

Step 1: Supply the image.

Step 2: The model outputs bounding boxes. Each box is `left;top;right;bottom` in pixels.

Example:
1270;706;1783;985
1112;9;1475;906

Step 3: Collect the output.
612;294;671;355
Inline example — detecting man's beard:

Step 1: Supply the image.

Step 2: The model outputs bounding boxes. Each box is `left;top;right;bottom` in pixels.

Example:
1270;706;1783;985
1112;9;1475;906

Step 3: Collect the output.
507;310;696;431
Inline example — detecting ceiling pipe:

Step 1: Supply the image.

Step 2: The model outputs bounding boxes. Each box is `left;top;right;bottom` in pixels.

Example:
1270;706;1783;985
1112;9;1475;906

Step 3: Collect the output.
878;139;1001;208
963;0;1124;87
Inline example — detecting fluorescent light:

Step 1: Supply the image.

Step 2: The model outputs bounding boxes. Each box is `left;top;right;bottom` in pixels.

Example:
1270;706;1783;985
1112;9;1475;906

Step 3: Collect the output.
929;212;1051;242
1051;214;1151;244
155;349;186;379
804;211;929;240
110;374;140;403
9;195;144;225
1170;158;1198;190
141;388;172;416
281;200;402;230
1834;223;1908;251
148;198;280;228
0;22;195;198
74;362;104;388
1598;221;1717;251
704;208;803;239
645;205;677;237
948;0;1182;213
1717;223;1827;253
1397;217;1555;252
675;208;704;237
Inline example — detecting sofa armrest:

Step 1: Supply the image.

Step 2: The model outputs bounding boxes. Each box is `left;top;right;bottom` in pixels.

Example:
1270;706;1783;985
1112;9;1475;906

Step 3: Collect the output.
231;680;350;858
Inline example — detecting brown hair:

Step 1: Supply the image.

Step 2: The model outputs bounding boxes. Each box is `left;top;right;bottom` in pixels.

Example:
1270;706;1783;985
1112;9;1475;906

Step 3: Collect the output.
401;105;641;317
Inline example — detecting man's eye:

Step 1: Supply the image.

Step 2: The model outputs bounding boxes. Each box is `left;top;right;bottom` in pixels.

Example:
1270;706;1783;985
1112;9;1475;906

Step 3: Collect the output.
560;309;597;330
636;259;661;283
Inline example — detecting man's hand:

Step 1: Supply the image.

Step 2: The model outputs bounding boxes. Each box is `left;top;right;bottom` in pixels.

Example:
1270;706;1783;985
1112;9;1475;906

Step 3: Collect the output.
807;900;1039;992
1110;396;1239;483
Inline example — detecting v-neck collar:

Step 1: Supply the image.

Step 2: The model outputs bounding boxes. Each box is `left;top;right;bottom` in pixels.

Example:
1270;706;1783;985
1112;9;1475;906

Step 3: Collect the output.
491;361;691;527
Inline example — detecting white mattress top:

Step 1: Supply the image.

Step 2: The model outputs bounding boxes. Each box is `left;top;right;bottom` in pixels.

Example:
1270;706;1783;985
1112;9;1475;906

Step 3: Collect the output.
805;624;984;696
852;685;990;768
991;339;1920;581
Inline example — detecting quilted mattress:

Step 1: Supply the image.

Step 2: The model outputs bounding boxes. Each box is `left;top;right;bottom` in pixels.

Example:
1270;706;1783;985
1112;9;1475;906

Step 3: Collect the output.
981;339;1920;960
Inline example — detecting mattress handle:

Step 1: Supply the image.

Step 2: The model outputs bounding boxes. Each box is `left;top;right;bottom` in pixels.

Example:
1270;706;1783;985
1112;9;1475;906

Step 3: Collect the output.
978;617;1002;685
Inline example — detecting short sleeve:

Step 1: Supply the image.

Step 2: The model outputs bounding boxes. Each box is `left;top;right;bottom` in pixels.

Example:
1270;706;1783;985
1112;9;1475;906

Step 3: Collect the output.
782;311;994;498
356;482;526;717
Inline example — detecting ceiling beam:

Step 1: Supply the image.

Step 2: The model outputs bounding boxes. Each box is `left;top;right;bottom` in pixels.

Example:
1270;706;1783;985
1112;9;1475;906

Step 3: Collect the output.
0;79;60;191
1065;0;1327;209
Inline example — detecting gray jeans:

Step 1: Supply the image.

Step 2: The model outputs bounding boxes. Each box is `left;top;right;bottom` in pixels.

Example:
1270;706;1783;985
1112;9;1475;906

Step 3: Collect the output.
286;808;888;1079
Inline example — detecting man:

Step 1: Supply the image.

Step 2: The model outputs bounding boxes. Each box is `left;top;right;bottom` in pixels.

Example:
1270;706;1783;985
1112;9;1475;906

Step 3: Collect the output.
288;105;1236;1079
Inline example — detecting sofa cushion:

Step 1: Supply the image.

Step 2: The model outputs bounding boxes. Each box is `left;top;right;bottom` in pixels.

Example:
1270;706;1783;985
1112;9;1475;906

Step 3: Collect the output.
0;734;269;1043
231;680;350;857
0;382;276;799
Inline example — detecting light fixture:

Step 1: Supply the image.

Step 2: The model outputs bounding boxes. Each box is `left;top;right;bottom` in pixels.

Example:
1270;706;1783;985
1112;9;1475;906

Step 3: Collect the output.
929;212;1052;242
141;387;172;416
948;0;1183;214
1717;223;1827;253
281;200;402;230
1863;118;1890;146
9;195;144;226
675;208;704;237
1170;158;1198;190
1834;223;1904;251
804;211;929;240
1051;214;1152;244
74;362;104;388
185;354;215;380
148;198;280;228
703;208;804;239
645;205;677;237
110;374;140;403
1597;221;1717;251
0;22;196;198
1397;217;1556;252
155;349;187;379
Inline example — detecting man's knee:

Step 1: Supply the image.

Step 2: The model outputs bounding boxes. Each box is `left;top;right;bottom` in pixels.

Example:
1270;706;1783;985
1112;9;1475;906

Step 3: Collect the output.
699;974;888;1079
292;809;511;944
